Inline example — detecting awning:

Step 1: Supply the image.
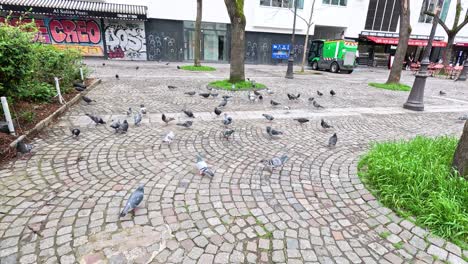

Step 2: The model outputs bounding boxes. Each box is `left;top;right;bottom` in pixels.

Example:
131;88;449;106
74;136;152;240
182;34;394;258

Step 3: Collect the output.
0;0;147;20
366;36;447;47
455;42;468;47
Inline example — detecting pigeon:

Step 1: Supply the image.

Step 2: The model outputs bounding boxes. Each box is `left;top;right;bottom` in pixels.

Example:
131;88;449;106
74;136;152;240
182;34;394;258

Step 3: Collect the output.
120;184;144;217
176;121;193;128
458;115;468;120
102;62;106;66
254;90;261;96
210;93;219;98
313;101;324;109
165;62;170;65
177;65;181;69
321;119;333;129
199;93;211;98
262;114;274;122
439;90;446;96
75;86;85;92
317;91;323;96
82;96;94;104
185;91;196;96
161;131;175;147
270;100;281;106
222;95;232;100
260;154;288;172
162;113;175;125
266;88;274;95
218;99;228;108
71;128;80;137
126;108;132;116
73;82;86;89
308;97;315;102
287;93;300;100
258;95;263;100
16;141;33;156
196;155;214;178
139;104;147;114
294;118;309;125
110;119;121;132
328;133;338;147
214;107;222;117
118;120;129;133
330;90;336;96
266;126;283;137
183;109;195;118
136;66;139;70
168;85;177;89
86;113;105;124
223;129;235;140
248;92;256;102
134;112;142;126
115;74;119;80
223;113;233;126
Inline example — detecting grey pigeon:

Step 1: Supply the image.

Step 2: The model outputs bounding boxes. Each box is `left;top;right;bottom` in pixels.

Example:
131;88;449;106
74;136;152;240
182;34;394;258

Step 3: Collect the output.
214;107;222;117
168;85;177;89
119;120;129;133
313;101;324;109
82;96;94;104
439;90;446;96
222;95;232;100
294;118;309;125
71;128;80;137
328;133;338;147
308;97;314;102
176;121;193;128
262;114;274;122
266;126;283;137
211;93;219;97
140;104;147;114
136;66;139;70
86;113;105;124
317;91;323;96
223;113;233;126
162;113;175;125
223;129;235;140
17;141;33;155
199;93;210;98
134;112;142;126
260;154;288;172
126;108;132;116
75;86;85;92
254;90;261;96
458;115;468;120
183;109;195;118
266;88;274;95
330;90;336;96
185;91;196;96
321;119;333;129
110;120;121;132
120;184;144;217
177;65;181;69
102;62;106;66
115;74;119;79
258;95;263;100
165;62;170;65
270;100;281;106
196;155;214;178
218;99;228;108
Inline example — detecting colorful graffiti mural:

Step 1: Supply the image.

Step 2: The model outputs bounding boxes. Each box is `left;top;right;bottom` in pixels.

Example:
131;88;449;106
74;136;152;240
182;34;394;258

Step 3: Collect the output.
0;16;104;56
104;20;146;60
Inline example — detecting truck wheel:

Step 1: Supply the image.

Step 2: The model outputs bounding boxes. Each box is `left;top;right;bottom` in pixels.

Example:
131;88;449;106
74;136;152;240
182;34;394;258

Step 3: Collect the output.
312;61;319;70
330;62;339;73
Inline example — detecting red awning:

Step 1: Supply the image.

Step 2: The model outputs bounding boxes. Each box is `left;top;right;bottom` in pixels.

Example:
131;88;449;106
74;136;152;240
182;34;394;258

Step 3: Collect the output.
366;36;447;47
455;42;468;47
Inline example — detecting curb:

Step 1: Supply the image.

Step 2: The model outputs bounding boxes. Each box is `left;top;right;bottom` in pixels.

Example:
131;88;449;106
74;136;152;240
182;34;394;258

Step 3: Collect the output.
6;79;102;151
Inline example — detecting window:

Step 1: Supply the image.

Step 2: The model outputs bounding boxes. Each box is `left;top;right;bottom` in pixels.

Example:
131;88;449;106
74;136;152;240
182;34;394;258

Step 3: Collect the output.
260;0;304;9
419;0;450;23
364;0;399;32
323;0;346;6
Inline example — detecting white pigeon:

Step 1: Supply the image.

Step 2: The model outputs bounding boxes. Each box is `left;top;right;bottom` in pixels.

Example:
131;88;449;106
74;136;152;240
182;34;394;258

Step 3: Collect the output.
163;131;175;144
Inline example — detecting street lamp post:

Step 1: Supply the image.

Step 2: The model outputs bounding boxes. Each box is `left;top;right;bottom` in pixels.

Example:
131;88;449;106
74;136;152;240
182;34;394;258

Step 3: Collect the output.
403;4;441;111
285;0;298;79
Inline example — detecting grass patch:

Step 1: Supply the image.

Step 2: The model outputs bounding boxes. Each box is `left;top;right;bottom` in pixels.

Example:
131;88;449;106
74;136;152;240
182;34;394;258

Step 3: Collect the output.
358;136;468;249
368;82;411;91
208;80;266;91
179;65;216;71
393;241;404;249
379;231;391;239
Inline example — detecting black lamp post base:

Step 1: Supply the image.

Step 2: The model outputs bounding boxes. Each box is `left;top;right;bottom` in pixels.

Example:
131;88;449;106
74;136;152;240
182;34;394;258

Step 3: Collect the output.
285;57;294;79
403;101;425;111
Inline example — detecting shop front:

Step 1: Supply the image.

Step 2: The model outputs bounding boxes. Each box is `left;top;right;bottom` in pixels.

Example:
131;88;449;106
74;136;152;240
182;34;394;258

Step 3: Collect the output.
183;21;229;62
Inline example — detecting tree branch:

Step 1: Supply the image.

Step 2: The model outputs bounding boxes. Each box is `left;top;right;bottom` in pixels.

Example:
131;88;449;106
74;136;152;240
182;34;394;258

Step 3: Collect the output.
288;7;309;25
454;12;468;34
425;11;451;33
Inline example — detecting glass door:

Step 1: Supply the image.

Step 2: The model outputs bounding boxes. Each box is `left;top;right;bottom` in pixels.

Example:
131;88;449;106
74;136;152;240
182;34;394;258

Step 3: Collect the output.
203;32;219;61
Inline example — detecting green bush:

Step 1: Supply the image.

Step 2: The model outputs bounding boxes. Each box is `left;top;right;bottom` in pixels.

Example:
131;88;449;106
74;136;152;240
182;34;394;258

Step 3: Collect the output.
0;15;83;102
358;136;468;249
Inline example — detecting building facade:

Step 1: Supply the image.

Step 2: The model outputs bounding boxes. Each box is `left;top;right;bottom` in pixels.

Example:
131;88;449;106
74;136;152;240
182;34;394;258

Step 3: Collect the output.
2;0;467;65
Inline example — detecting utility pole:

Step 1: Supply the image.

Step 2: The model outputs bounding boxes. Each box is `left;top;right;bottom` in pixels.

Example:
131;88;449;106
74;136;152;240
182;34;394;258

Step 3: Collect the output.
285;0;298;79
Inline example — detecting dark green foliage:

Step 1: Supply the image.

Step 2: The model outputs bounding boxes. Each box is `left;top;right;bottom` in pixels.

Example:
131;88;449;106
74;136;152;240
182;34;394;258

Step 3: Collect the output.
0;15;83;102
359;136;468;249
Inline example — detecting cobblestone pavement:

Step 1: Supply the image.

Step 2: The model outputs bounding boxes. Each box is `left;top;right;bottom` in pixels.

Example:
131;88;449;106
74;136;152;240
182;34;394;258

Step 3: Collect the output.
1;61;467;264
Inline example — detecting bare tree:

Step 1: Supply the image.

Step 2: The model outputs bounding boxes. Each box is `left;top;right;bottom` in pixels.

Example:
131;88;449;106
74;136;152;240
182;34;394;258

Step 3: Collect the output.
289;0;316;72
194;0;202;67
426;0;468;67
453;121;468;179
386;0;411;84
224;0;246;83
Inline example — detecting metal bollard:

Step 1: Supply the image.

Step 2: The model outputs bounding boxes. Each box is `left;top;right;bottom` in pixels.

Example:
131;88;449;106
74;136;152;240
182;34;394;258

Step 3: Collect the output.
54;77;64;104
80;67;84;81
1;96;16;136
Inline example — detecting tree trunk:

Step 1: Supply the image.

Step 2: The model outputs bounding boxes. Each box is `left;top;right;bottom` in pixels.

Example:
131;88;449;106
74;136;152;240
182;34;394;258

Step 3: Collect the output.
443;34;455;67
386;0;411;84
300;26;310;73
224;0;246;83
194;0;202;67
453;121;468;179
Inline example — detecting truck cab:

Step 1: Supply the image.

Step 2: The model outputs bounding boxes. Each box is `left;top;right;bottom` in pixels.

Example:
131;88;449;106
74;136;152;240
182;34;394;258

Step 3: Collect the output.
308;39;357;74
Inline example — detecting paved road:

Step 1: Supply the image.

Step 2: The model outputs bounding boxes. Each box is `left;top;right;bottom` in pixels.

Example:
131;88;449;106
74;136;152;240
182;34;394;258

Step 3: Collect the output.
0;61;467;264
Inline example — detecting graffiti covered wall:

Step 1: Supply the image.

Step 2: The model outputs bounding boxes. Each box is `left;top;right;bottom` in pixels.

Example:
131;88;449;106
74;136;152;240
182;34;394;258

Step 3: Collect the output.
104;20;147;60
145;19;184;61
0;16;104;56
